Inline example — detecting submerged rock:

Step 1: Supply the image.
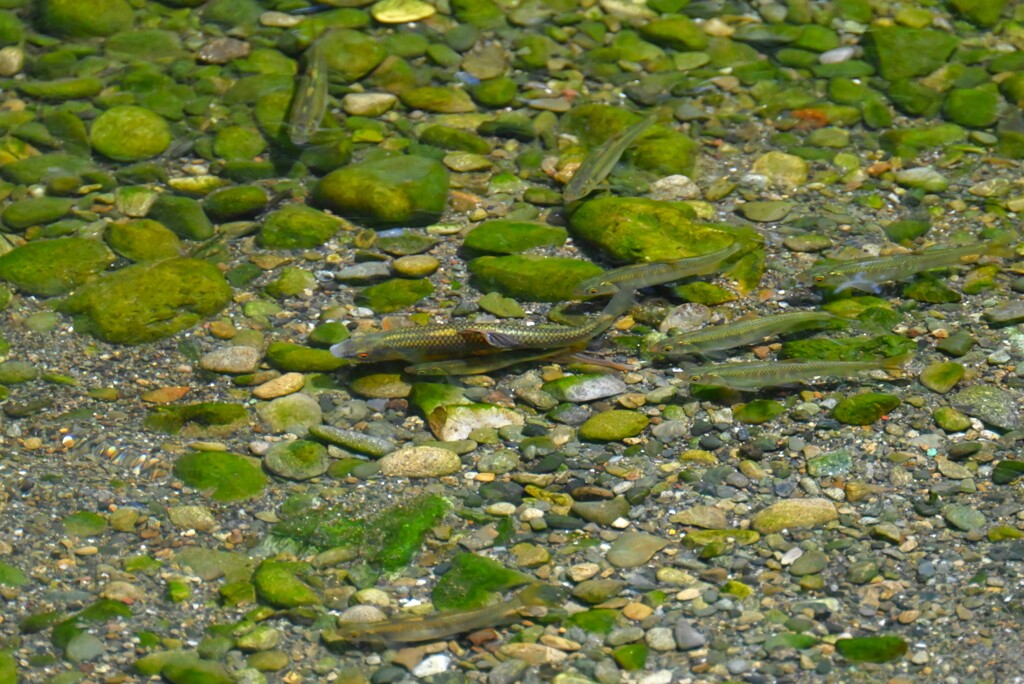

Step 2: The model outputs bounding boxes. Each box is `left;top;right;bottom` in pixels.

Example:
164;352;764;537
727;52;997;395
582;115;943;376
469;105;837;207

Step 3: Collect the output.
0;237;114;296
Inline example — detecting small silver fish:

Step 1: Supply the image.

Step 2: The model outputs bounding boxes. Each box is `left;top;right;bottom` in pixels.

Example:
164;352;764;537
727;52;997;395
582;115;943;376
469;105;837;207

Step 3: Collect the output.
563;115;656;204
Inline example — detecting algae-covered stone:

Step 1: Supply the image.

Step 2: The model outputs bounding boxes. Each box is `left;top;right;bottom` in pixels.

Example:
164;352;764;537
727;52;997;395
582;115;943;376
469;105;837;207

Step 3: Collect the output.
433;552;531;610
2;197;74;231
468;255;602;302
203;185;269;222
463;220;568;254
951;385;1020;431
569;197;762;292
948;0;1007;27
639;15;708;51
264;267;316;299
313;155;449;228
409;382;469;416
578;410;649;442
349;372;411;399
919;361;963;394
751;498;838;533
320;29;386;82
56;258;230;344
933;406;971;432
835;635;908;664
1;153;95;185
864;27;958;80
173;451;268;502
751;151;807;190
256;393;323;434
807;450;853;477
104;219;183;262
259;205;345;249
606;532;669;568
832;393;900;426
252;561;321;608
734;399;784;424
264;440;329;481
942;88;999;129
90;106;170;162
144;403;247;435
213;125;267;160
401;86;476;113
37;0;133;38
356;278;434;313
0;237;114;297
147;195;214;241
477;292;524;317
419;124;490;154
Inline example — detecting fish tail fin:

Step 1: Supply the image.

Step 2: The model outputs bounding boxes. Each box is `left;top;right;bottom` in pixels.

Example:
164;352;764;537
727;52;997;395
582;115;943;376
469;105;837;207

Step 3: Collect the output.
516;583;567;608
983;233;1019;258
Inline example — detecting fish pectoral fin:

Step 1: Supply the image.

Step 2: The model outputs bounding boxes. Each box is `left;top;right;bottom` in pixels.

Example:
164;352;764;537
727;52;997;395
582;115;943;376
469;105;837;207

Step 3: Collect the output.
459;329;520;349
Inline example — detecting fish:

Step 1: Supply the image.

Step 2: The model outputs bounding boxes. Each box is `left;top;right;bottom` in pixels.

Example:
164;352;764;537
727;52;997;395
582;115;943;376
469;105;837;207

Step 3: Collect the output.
288;32;330;145
332;287;635;363
572;240;746;299
684;353;911;390
323;583;564;645
802;239;1016;294
652;310;844;357
563;114;656;204
406;349;633;376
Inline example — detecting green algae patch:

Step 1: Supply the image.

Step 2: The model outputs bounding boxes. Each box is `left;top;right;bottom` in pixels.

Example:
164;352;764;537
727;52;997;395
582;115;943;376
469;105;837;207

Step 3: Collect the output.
673;281;738;306
2;196;74;231
264;267;316;298
567;608;619;634
173;451;267;502
90;106;171;162
145;403;248;435
0;650;15;682
161;658;233;684
836;635;908;664
612;643;649;671
902;277;961;304
252;561;321;608
569;197;763;293
863;27;958;80
356;277;434;313
36;0;133;38
432;553;533;611
833;393;900;425
578;410;649;442
63;511;107;537
270;493;449;572
734;400;784;424
781;334;915;362
919;361;963;394
266;342;346;372
104;220;183;262
0;237;114;297
313;155;449;229
468;255;602;302
0;561;28;587
409;382;470;417
463;220;567;255
992;460;1024;486
56;258;231;344
259;205;346;249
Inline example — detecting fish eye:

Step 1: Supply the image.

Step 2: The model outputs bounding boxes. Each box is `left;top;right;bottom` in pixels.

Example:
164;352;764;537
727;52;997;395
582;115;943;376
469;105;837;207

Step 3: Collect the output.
661;344;674;353
813;275;825;282
689;374;701;382
357;352;370;359
587;286;601;295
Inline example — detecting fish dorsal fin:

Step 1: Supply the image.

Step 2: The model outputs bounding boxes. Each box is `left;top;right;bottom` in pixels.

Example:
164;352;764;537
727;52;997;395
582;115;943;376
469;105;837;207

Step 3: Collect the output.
460;329;519;348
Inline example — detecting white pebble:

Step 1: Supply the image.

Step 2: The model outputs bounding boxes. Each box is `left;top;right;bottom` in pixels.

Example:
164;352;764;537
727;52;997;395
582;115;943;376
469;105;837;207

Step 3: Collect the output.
412;654;452;678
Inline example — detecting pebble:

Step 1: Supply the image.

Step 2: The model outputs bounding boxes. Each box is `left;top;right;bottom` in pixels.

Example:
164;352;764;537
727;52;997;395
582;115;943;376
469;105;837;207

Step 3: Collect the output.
674;620;706;650
645;627;677;651
412;654;452;678
200;346;262;374
253;372;305;399
378;446;461;478
606;532;669;568
167;505;218;532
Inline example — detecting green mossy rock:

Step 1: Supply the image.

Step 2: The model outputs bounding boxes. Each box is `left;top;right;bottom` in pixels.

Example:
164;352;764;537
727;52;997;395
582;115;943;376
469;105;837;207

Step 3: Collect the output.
468;255;602;302
263;440;329;481
105;29;183;61
751;498;838;533
933;406;971;432
0;237;114;297
259;205;345;249
320;29;386;82
0;360;38;384
948;0;1007;27
145;403;248;435
863;27;958;81
37;0;133;38
90;106;171;162
356;278;434;313
313;155;449;228
463;220;567;254
213;125;267;160
104;219;183;262
162;659;233;684
734;399;785;424
0;561;28;587
0;11;24;46
919;361;963;394
147;195;214;240
203;185;269;222
418;124;490;154
578;410;649;442
561;104;699;177
569;197;763;293
264;266;316;299
612;643;649;671
266;342;346;372
470;77;517;107
401;86;476;113
63;511;107;537
2;196;74;231
639;15;708;51
56;258;231;344
942;88;999;129
806;449;853;477
1;153;95;185
835;635;908;664
832;393;900;425
173;451;267;502
0;650;15;682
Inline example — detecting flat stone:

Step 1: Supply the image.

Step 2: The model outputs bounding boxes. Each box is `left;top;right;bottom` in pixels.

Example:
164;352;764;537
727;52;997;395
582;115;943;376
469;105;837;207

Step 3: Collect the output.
379;445;461;478
606;532;670;568
200;346;262;374
253;372;306;399
751;498;838;533
951;385;1020;431
542;374;627;402
167;505;218;532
